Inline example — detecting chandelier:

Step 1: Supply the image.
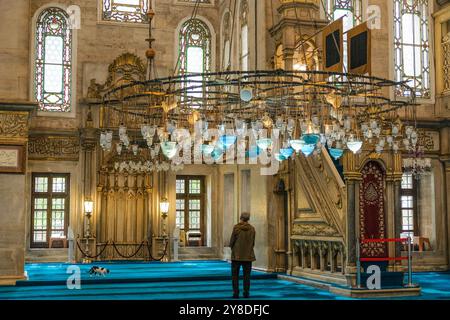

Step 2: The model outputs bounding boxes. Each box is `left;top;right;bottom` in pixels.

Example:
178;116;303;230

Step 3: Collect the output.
97;2;420;173
402;127;432;178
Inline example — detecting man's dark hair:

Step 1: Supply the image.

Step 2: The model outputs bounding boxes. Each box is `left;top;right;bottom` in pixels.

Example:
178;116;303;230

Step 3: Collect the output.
240;212;250;222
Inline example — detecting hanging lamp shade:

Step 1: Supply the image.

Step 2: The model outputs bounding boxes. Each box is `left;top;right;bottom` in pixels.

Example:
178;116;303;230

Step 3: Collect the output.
256;138;272;151
302;134;320;145
301;144;315;157
279;147;294;159
329;148;344;160
274;153;287;162
218;135;237;150
161;141;178;159
240;87;253;102
346;140;363;154
289;139;305;153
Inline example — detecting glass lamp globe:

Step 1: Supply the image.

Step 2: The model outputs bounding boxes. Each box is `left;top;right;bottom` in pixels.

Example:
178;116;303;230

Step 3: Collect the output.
256;138;273;151
346;140;362;154
218;135;237;150
329;148;344;160
301;144;315;157
302;134;320;145
289;139;305;153
84;200;94;215
279;147;294;159
161;141;178;159
274;153;286;162
240;87;253;102
160;198;169;215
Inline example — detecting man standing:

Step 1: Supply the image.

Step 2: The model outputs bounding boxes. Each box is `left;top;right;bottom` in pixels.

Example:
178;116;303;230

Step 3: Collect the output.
229;212;256;299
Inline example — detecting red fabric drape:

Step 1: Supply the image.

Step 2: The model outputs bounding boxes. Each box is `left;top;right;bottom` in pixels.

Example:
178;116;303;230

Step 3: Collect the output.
359;161;387;258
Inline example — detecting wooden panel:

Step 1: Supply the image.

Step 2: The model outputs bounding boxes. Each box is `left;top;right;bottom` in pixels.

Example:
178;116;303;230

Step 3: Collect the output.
347;22;371;75
322;19;343;73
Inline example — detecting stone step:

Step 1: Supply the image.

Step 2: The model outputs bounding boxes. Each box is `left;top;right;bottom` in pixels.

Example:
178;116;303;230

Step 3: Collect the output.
179;247;216;254
26;249;69;263
178;247;219;260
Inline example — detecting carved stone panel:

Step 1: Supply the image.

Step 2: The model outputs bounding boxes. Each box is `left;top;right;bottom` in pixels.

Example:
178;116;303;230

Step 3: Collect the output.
417;130;439;152
0;112;29;139
28;135;80;161
292;222;341;238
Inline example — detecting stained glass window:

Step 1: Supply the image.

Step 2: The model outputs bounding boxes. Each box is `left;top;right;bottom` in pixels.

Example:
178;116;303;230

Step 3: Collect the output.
325;0;362;72
102;0;149;23
34;8;73;112
222;11;231;70
325;0;362;29
178;18;212;106
240;0;249;71
393;0;431;99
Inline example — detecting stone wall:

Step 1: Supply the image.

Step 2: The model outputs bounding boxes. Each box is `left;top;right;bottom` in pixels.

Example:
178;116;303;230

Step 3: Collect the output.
0;0;30;101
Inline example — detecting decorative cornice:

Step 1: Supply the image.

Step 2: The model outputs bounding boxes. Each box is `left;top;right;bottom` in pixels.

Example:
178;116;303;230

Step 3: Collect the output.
269;18;328;37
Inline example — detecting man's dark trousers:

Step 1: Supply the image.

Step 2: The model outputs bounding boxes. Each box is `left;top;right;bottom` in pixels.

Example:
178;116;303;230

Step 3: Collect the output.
231;260;252;296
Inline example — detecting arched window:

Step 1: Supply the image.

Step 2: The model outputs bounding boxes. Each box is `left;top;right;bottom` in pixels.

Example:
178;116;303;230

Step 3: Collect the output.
178;18;212;104
34;7;73;113
393;0;431;99
325;0;362;31
102;0;149;24
240;0;249;71
222;11;231;71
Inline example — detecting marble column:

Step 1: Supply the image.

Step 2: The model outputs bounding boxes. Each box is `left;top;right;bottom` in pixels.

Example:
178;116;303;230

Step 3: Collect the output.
346;180;357;267
443;159;450;268
80;109;97;259
394;179;402;260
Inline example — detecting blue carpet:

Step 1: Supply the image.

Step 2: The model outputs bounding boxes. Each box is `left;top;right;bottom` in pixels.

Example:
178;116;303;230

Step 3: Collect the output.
0;261;449;300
